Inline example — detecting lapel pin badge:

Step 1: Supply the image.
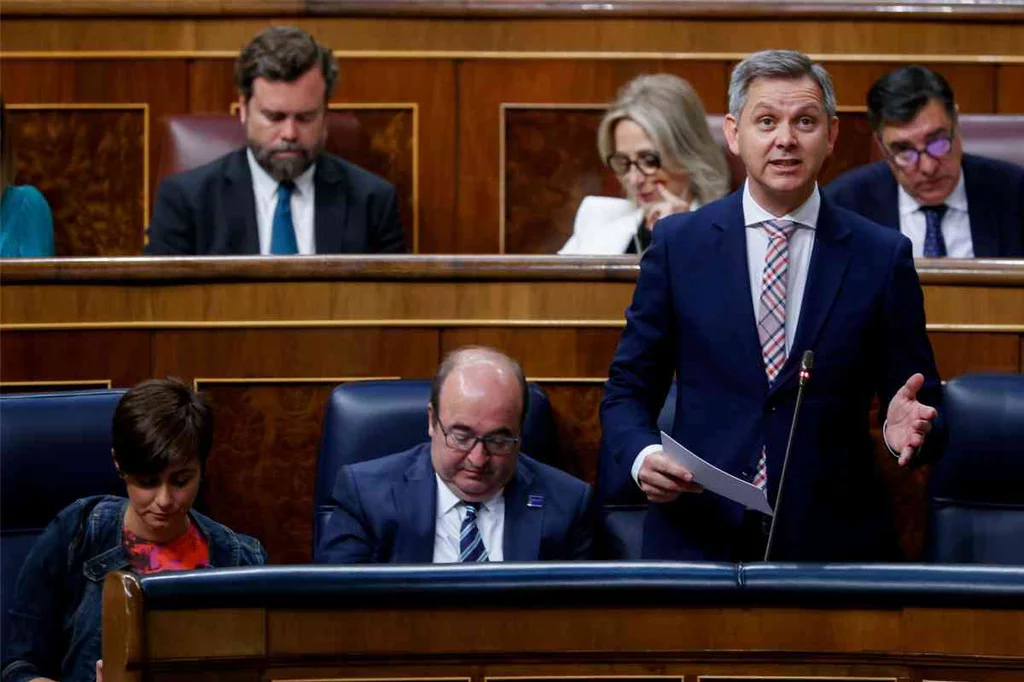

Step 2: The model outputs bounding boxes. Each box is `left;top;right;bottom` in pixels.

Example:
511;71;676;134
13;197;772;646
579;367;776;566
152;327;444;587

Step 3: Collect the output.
527;494;545;508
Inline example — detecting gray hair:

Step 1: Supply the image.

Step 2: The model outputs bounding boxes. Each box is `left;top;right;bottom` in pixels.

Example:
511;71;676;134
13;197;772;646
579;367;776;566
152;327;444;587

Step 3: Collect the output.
597;74;730;206
430;346;529;427
728;50;837;120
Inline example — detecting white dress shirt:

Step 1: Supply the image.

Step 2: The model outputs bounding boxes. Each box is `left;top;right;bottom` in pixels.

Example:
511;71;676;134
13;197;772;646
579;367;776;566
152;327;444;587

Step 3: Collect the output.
246;149;317;255
432;474;505;563
897;172;973;257
631;181;820;485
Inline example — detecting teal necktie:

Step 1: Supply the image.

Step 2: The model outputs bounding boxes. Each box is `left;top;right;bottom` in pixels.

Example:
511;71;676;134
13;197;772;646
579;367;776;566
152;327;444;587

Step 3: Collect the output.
270;181;298;255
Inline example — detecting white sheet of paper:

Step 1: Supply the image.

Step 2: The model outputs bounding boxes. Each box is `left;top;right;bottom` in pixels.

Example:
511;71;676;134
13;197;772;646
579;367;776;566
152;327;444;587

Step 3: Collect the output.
660;431;774;516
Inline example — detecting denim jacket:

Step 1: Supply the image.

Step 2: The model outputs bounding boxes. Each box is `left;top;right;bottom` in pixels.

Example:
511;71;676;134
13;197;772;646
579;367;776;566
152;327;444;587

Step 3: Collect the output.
2;495;266;682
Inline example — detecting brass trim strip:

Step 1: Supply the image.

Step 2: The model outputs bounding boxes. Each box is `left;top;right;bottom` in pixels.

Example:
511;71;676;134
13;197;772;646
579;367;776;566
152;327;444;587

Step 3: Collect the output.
6;102;151;230
527;377;608;383
194;376;401;387
2;51;1024;63
2;321;1022;332
280;678;470;682
0;379;113;389
0;320;629;330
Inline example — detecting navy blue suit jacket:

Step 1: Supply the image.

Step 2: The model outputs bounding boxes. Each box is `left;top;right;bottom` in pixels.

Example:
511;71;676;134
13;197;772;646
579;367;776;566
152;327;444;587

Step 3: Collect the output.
600;189;943;562
824;154;1024;257
145;149;406;255
315;443;595;563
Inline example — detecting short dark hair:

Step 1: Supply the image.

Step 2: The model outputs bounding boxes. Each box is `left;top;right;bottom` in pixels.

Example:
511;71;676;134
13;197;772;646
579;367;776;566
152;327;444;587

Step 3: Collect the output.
112;378;214;477
234;26;338;103
430;347;530;427
867;65;957;133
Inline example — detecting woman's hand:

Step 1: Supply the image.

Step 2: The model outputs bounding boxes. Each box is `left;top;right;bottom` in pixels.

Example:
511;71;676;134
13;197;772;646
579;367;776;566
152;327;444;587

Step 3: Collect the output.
643;183;690;230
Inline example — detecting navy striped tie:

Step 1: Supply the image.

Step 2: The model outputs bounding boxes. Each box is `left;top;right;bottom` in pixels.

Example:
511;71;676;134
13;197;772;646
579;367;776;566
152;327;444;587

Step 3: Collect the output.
459;502;489;562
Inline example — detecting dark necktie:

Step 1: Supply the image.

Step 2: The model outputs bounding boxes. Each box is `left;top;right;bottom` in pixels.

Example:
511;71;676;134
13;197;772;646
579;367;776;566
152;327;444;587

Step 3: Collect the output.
270;181;298;255
922;204;948;258
459;502;489;562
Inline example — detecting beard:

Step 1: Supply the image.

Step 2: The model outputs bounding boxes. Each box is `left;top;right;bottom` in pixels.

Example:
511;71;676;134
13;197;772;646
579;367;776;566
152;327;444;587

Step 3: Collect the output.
249;139;321;183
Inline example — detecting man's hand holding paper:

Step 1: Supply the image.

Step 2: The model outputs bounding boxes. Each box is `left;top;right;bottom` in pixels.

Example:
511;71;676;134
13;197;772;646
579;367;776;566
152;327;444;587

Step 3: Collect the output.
637;451;704;503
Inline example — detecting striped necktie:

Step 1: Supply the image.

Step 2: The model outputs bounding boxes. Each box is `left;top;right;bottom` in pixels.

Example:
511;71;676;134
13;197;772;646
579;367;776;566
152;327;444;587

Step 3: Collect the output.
459;502;489;562
753;219;798;490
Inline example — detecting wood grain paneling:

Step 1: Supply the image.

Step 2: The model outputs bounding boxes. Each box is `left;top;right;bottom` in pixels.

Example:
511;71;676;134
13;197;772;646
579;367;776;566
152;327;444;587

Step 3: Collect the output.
8;107;146;255
439;328;622;377
198;382;337;564
460;59;730;253
153;329;439;379
0;330;151;387
930;332;1022;377
5;17;1024;54
504;106;619;254
0;59;189;250
823;63;998;112
997;65;1024;113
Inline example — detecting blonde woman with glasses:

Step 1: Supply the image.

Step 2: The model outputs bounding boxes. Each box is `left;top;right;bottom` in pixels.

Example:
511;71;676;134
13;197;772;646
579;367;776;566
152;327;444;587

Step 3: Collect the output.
559;74;730;255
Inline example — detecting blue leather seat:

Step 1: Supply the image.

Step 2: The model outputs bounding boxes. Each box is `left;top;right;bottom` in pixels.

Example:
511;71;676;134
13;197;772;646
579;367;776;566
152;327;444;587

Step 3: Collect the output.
313;380;558;552
596;383;677;559
926;373;1024;564
0;389;126;661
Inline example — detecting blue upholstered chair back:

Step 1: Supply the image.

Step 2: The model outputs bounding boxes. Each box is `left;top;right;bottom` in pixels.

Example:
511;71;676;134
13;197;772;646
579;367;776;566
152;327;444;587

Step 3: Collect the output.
596;382;677;559
0;389;126;661
926;373;1024;564
313;380;558;551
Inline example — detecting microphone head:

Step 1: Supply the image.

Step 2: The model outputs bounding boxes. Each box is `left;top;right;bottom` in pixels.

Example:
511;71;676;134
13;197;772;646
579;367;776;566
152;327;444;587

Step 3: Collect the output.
800;350;814;371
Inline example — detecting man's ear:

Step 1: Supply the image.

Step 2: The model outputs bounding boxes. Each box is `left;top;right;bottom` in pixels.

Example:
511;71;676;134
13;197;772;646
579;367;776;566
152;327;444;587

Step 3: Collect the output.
237;95;248;125
426;403;435;437
724;114;740;156
111;449;124;477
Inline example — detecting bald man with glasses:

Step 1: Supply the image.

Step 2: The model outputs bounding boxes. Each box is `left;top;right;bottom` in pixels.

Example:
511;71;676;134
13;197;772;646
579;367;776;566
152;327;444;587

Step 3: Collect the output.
315;347;594;564
826;65;1024;257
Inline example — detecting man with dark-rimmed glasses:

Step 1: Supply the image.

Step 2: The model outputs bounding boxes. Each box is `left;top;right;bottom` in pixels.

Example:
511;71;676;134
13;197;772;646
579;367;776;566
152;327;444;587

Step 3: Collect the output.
316;346;594;564
826;65;1023;257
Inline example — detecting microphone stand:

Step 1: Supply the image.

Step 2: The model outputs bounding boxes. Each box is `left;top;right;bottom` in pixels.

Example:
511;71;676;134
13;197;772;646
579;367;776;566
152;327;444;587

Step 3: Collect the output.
764;350;814;562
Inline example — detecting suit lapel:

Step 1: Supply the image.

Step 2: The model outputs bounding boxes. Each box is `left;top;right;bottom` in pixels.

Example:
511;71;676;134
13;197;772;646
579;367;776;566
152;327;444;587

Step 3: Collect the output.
393;448;436;563
711;195;769;390
502;459;542;561
880;167;901;229
962;156;1000;257
772;197;853;395
313;155;348;254
223;150;260;255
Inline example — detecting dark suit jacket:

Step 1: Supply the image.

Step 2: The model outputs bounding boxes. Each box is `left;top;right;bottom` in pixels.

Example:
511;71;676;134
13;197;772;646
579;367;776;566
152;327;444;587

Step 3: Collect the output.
600;189;943;562
314;443;595;563
145;149;406;255
824;153;1024;257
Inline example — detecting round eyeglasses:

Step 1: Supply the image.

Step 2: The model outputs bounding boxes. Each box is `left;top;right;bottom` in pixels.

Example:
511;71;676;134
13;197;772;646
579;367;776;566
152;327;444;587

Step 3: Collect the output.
606;150;662;177
882;134;955;169
435;418;521;456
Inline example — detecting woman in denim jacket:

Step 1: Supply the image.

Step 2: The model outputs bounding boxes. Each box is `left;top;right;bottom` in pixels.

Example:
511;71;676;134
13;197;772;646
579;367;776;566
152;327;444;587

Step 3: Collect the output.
2;379;267;682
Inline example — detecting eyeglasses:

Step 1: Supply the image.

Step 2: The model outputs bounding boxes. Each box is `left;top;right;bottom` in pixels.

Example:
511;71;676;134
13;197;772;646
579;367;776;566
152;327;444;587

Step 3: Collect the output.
435;418;521;456
880;133;955;169
606;150;662;177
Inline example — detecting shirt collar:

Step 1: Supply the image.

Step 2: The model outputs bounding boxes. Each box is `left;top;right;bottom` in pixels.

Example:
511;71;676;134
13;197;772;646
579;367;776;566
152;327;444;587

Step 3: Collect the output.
742;180;820;230
434;473;503;516
246;148;316;200
897;166;967;216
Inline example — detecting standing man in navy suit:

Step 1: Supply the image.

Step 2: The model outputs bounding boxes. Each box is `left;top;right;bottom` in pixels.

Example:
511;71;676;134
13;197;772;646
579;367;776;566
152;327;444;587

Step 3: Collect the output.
825;66;1023;257
316;347;594;563
601;50;943;562
146;26;405;255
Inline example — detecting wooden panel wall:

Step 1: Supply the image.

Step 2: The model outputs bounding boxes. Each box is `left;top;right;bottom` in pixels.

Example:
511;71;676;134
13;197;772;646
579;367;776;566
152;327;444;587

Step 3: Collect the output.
2;11;1023;254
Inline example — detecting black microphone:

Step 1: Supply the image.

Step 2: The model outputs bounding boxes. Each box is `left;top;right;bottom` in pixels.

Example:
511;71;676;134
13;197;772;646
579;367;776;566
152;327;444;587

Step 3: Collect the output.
763;349;814;562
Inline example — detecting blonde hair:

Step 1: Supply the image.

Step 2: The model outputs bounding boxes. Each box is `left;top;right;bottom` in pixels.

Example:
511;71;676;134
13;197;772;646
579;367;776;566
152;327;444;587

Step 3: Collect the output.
597;74;729;205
